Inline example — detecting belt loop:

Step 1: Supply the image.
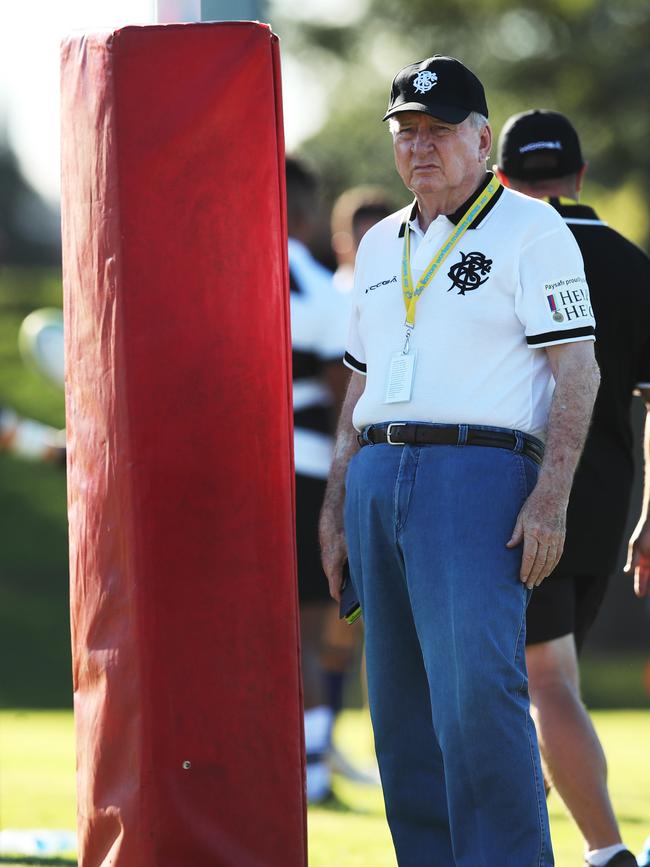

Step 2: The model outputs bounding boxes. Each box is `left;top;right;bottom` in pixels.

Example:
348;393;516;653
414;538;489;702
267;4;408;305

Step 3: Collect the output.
359;425;373;446
513;430;524;454
457;424;468;446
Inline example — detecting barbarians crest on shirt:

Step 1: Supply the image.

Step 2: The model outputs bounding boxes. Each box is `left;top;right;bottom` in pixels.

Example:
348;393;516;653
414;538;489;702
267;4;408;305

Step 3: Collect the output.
447;251;493;295
412;71;438;94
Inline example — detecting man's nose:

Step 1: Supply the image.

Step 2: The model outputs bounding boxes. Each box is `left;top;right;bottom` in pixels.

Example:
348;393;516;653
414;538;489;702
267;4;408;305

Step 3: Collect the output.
412;129;435;153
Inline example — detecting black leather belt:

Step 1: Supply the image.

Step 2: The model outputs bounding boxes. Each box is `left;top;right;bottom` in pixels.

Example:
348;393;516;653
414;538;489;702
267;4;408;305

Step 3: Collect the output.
358;423;544;466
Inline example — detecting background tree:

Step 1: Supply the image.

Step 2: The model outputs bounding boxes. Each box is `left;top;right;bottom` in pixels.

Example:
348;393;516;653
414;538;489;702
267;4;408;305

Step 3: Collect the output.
0;133;60;267
272;0;650;250
269;0;650;654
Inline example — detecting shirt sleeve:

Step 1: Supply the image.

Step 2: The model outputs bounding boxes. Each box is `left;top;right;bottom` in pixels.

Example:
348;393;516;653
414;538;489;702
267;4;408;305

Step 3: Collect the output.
343;239;368;375
317;285;351;364
343;306;366;374
516;224;596;349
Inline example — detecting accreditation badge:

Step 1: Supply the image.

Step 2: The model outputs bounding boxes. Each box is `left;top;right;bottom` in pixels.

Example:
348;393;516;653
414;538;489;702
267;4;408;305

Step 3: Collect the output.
385;350;416;404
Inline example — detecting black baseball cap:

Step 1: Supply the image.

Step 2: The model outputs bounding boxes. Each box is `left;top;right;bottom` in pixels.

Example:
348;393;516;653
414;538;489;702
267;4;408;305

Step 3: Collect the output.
383;56;488;124
497;110;585;180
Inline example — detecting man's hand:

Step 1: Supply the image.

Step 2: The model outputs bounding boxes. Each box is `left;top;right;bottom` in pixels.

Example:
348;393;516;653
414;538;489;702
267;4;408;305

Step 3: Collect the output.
506;483;567;590
319;506;348;602
318;371;365;602
625;519;650;597
505;339;599;591
627;390;650;598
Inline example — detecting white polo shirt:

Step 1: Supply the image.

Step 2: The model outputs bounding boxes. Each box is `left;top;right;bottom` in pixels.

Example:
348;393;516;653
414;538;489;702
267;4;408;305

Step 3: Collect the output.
344;177;595;439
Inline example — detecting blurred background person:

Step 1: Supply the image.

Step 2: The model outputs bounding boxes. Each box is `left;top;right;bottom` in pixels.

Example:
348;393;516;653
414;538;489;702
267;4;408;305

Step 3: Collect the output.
496;109;650;867
285;156;349;803
318;185;394;785
0;405;65;464
330;186;397;297
0;307;65;465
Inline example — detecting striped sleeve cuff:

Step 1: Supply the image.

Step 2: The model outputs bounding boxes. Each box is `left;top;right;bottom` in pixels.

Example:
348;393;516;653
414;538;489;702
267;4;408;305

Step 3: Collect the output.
343;351;367;374
526;325;595;348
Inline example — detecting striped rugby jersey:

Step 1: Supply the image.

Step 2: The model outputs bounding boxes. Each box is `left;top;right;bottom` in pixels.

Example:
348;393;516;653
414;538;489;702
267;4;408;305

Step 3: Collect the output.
289;238;349;479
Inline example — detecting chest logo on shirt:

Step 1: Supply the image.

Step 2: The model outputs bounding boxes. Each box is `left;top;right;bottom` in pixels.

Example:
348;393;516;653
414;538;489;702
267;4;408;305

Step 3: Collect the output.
447;251;493;295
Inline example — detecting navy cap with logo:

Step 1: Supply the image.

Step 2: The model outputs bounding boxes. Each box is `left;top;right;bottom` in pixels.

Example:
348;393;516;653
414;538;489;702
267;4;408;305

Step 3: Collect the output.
497;109;585;180
383;55;489;124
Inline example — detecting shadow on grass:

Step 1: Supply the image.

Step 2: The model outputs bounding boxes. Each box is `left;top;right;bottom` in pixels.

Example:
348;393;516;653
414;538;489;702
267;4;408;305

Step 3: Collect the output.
0;858;77;866
310;790;381;817
616;814;647;825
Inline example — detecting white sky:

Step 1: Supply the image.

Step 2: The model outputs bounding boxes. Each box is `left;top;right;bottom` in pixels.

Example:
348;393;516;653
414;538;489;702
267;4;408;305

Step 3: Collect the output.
0;0;364;204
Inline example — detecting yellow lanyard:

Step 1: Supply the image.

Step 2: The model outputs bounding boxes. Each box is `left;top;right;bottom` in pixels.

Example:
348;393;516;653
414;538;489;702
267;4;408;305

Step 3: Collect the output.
401;176;500;351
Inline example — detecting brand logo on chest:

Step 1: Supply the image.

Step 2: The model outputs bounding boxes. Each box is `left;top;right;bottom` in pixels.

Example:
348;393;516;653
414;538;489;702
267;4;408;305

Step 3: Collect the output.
447;251;493;295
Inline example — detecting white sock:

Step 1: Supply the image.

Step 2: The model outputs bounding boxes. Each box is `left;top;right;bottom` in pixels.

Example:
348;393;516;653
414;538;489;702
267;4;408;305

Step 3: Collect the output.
304;705;334;755
306;760;331;802
585;843;627;865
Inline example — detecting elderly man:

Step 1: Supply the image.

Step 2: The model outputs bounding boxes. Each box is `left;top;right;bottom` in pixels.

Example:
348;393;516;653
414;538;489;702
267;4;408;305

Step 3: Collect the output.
319;56;600;867
495;109;650;867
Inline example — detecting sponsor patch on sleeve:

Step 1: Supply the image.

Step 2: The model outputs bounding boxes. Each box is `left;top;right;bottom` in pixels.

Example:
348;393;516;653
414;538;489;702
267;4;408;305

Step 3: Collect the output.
544;277;592;324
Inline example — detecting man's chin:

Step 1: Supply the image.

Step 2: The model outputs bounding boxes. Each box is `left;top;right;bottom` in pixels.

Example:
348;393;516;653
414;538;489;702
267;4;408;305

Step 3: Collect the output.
409;177;445;195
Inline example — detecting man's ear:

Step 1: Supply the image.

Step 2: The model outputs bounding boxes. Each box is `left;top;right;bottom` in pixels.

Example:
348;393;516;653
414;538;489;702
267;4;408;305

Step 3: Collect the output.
479;123;492;162
494;167;510;188
576;162;588;194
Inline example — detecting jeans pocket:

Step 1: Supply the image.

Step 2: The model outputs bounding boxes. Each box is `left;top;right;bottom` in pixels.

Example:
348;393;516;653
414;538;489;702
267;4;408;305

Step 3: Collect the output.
517;452;539;500
345;448;362;491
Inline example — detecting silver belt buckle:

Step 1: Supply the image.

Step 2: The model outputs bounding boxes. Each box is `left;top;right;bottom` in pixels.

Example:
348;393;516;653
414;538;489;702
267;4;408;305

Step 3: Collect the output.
386;422;407;445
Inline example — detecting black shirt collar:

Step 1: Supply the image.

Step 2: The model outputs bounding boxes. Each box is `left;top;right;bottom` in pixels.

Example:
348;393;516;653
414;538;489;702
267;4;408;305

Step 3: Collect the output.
546;197;600;222
398;171;503;237
446;171;499;225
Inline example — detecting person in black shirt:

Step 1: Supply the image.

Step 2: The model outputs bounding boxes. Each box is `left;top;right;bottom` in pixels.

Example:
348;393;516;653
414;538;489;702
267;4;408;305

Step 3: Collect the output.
496;109;650;867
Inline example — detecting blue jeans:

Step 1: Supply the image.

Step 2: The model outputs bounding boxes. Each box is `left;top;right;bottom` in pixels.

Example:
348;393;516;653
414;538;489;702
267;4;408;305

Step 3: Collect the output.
344;431;553;867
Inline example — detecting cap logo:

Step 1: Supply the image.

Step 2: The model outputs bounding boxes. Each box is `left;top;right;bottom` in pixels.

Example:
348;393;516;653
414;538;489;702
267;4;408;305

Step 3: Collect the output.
519;140;562;154
412;71;438;94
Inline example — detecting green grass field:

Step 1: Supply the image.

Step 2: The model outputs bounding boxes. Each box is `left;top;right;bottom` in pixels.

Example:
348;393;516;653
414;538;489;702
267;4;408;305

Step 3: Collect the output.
0;270;648;864
1;708;648;866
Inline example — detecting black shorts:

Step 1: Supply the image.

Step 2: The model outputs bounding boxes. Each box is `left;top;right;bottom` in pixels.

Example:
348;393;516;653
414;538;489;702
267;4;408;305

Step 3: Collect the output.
525;571;610;653
295;473;331;604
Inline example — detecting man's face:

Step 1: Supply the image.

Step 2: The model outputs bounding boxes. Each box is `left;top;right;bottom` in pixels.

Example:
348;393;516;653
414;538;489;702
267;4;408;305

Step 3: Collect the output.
391;111;491;198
